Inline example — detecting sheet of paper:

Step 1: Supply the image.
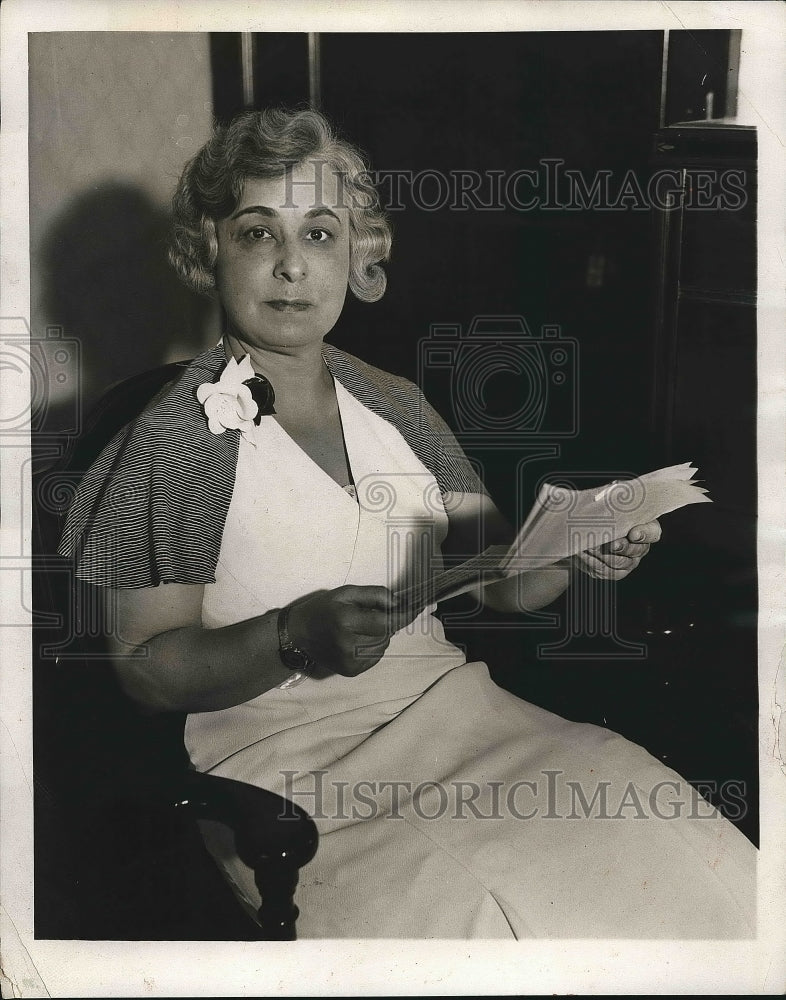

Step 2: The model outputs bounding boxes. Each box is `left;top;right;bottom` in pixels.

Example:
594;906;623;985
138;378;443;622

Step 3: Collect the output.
395;464;711;608
498;463;711;574
395;544;511;609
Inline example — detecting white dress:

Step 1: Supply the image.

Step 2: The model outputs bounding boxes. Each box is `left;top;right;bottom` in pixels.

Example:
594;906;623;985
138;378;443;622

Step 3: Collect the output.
184;379;756;939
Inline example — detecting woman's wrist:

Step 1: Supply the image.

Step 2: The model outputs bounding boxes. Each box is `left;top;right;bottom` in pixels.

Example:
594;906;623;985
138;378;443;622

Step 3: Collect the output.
276;604;317;672
482;560;573;613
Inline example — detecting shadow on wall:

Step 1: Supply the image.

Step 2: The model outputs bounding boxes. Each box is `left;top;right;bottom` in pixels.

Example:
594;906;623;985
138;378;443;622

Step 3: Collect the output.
39;181;216;435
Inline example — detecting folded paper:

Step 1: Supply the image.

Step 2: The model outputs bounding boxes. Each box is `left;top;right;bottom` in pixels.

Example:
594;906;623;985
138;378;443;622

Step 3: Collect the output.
395;463;710;609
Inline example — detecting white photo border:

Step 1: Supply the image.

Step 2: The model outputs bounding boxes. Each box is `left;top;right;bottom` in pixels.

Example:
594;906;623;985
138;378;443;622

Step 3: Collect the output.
2;1;784;995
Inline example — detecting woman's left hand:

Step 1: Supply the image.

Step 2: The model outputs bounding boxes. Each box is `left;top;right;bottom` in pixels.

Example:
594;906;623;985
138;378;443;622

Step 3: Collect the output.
573;520;662;582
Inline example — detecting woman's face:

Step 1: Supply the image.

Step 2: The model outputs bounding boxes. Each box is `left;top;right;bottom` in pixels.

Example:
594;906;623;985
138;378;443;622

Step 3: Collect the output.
215;159;351;352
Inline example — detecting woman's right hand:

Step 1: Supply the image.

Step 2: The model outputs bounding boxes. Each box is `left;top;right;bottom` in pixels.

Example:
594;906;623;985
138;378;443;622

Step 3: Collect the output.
286;585;411;677
107;581;417;714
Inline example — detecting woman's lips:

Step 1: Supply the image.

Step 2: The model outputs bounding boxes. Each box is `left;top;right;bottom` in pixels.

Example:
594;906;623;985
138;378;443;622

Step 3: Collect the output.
265;299;312;312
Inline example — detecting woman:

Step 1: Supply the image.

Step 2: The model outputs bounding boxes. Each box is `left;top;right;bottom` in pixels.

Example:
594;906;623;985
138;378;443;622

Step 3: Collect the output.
60;108;756;939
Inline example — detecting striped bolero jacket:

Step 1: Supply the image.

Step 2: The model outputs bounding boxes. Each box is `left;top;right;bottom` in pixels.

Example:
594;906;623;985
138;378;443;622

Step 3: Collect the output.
58;341;487;589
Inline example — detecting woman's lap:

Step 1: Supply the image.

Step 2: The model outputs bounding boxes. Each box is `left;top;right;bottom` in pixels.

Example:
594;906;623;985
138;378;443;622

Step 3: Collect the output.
202;661;757;938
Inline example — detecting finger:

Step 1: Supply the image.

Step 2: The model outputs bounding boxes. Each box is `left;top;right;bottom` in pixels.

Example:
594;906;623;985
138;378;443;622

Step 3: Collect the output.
627;520;661;544
329;642;388;677
575;551;634;579
348;632;391;661
608;539;650;559
345;606;395;637
580;547;639;571
575;553;614;580
336;585;397;612
596;553;638;572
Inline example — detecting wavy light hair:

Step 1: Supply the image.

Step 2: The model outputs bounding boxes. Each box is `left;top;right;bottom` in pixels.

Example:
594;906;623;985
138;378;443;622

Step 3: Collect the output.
169;107;392;302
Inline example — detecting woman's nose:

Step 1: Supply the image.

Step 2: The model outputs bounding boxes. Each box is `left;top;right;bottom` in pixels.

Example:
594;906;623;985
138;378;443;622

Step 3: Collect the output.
273;240;307;282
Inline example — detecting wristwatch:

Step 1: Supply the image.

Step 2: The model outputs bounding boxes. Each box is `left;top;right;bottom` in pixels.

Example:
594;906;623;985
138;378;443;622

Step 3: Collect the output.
277;604;316;672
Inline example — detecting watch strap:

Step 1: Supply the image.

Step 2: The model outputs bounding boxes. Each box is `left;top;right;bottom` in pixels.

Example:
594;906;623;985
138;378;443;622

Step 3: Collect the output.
277;604;316;671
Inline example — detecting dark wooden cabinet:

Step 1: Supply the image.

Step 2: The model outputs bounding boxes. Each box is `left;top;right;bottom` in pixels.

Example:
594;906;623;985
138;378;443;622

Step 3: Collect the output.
650;123;757;590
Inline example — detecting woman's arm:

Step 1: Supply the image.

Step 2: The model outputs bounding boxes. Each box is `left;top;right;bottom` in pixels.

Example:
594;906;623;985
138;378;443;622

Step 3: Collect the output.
106;583;282;713
441;492;661;614
441;492;571;612
105;581;410;714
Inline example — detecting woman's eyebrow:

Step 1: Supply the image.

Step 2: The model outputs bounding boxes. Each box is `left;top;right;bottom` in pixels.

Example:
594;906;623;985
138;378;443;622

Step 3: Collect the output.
304;207;342;224
230;205;277;221
229;205;342;224
229;205;341;225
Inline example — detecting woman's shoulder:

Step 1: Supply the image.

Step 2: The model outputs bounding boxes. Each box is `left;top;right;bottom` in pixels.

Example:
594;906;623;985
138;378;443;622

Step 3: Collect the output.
94;341;239;494
58;342;239;585
322;343;423;399
135;342;228;433
323;342;487;497
323;342;461;436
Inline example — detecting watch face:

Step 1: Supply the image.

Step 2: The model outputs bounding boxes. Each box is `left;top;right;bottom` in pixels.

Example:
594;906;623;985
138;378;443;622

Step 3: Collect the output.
280;646;311;669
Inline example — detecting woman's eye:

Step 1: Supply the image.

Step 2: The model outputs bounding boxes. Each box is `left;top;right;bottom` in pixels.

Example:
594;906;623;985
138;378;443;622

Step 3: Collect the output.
307;228;332;243
246;226;272;241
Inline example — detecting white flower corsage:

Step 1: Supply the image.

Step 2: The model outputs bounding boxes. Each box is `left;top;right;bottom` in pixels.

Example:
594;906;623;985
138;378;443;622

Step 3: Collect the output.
197;355;276;444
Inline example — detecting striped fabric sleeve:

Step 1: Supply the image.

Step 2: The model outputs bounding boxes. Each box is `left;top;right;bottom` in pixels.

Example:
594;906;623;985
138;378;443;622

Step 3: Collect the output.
408;385;489;497
58;345;238;589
